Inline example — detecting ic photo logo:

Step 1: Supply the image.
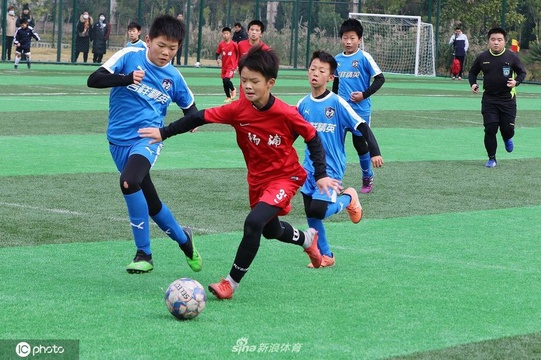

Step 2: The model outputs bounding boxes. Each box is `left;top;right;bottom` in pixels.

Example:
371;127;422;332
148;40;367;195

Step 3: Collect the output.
15;341;65;357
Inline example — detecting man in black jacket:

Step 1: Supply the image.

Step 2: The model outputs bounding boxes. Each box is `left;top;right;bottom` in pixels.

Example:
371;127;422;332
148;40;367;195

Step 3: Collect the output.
232;22;248;43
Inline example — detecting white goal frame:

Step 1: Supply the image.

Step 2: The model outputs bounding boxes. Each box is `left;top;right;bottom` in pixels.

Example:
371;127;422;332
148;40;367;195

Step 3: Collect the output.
349;13;436;76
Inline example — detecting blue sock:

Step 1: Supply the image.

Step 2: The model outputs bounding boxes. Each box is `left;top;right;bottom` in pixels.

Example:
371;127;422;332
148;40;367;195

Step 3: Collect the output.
151;202;187;245
307;218;331;257
359;152;373;178
124;191;151;255
324;196;350;218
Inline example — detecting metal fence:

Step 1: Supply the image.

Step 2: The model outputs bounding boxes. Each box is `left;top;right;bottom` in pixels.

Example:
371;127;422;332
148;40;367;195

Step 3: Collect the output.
1;0;538;78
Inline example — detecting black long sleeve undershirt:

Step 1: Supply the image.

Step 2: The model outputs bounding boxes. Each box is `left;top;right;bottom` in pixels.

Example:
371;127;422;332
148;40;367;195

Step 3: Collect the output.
160;110;208;140
355;122;381;157
87;67;199;115
305;133;328;181
87;67;134;88
332;73;385;99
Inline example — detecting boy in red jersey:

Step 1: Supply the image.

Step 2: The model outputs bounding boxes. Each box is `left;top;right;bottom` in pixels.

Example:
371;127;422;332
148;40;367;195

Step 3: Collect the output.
216;27;238;102
236;20;270;98
139;46;342;300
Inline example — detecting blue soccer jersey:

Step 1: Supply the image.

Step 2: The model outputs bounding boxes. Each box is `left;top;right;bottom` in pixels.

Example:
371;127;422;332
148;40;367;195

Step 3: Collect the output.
125;39;147;49
102;47;194;145
335;49;382;118
297;91;365;181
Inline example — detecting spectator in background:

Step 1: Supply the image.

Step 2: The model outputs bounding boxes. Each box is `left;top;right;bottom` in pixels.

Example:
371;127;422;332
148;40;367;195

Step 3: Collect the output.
174;14;184;65
5;6;17;60
75;11;92;63
449;26;469;80
92;13;111;63
16;3;35;28
232;22;248;43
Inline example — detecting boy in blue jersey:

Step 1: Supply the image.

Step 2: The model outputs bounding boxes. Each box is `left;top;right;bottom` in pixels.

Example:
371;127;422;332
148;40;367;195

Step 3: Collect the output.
299;50;383;267
87;14;202;274
333;18;385;194
126;21;146;49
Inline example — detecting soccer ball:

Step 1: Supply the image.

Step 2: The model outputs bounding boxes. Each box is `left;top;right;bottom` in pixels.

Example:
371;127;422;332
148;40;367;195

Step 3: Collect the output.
194;61;201;68
165;278;206;320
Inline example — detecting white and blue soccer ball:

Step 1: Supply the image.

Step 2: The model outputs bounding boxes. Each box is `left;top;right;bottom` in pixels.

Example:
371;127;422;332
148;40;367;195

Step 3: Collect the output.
194;61;201;68
165;278;206;320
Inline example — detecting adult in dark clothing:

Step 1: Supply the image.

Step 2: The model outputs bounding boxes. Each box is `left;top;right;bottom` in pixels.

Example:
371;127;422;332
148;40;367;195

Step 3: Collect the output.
448;26;469;79
75;11;92;63
232;22;248;43
92;13;111;63
16;3;35;28
469;27;527;168
16;3;35;61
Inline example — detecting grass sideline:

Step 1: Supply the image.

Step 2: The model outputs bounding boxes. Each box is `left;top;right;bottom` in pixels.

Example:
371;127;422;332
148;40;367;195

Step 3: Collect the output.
1;64;541;359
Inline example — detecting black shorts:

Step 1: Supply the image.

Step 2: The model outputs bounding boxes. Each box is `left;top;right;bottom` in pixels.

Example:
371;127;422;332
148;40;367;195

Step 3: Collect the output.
16;46;31;54
481;97;516;126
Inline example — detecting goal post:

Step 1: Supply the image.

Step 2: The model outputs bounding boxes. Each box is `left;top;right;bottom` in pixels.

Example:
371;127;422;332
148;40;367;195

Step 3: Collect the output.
348;13;436;76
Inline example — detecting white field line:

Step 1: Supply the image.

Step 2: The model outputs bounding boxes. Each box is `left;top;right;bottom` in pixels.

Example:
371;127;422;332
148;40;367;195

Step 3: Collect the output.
0;201;215;234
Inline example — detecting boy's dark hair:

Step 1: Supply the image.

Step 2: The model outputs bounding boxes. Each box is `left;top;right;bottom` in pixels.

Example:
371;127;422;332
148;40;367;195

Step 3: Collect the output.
310;50;338;74
247;19;265;33
238;46;279;81
339;18;363;38
128;21;141;31
19;18;28;24
488;27;507;39
222;27;231;33
148;14;186;46
234;22;242;28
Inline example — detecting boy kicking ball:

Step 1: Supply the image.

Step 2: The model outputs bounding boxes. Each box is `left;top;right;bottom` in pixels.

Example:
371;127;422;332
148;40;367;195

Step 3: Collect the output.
139;46;341;299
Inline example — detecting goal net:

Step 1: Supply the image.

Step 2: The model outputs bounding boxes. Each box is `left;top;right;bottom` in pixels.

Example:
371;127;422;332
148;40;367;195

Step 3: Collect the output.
349;13;436;76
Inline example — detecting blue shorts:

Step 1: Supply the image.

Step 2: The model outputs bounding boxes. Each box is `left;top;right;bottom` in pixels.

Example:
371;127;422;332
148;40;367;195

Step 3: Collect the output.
109;138;163;172
301;174;339;203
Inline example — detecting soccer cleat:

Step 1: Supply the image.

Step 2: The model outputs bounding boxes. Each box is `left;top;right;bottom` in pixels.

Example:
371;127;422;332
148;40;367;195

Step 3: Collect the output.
230;88;236;99
183;227;202;272
451;76;455;80
208;278;234;300
360;176;374;194
308;254;335;268
458;76;462;80
505;138;514;153
343;187;363;224
224;98;232;103
303;228;322;268
126;250;154;274
485;159;497;168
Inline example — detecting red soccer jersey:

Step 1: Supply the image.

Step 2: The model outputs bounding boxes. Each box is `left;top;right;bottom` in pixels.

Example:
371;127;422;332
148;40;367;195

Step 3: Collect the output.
204;95;316;189
216;40;238;79
237;39;270;59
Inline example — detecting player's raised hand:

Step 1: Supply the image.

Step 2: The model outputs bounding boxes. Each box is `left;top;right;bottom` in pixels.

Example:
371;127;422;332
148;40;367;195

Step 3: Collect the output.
316;177;343;198
132;69;145;85
138;127;162;144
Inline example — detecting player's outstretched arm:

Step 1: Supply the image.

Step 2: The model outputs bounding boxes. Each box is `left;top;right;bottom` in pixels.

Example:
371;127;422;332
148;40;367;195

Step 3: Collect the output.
87;67;143;89
139;110;207;144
